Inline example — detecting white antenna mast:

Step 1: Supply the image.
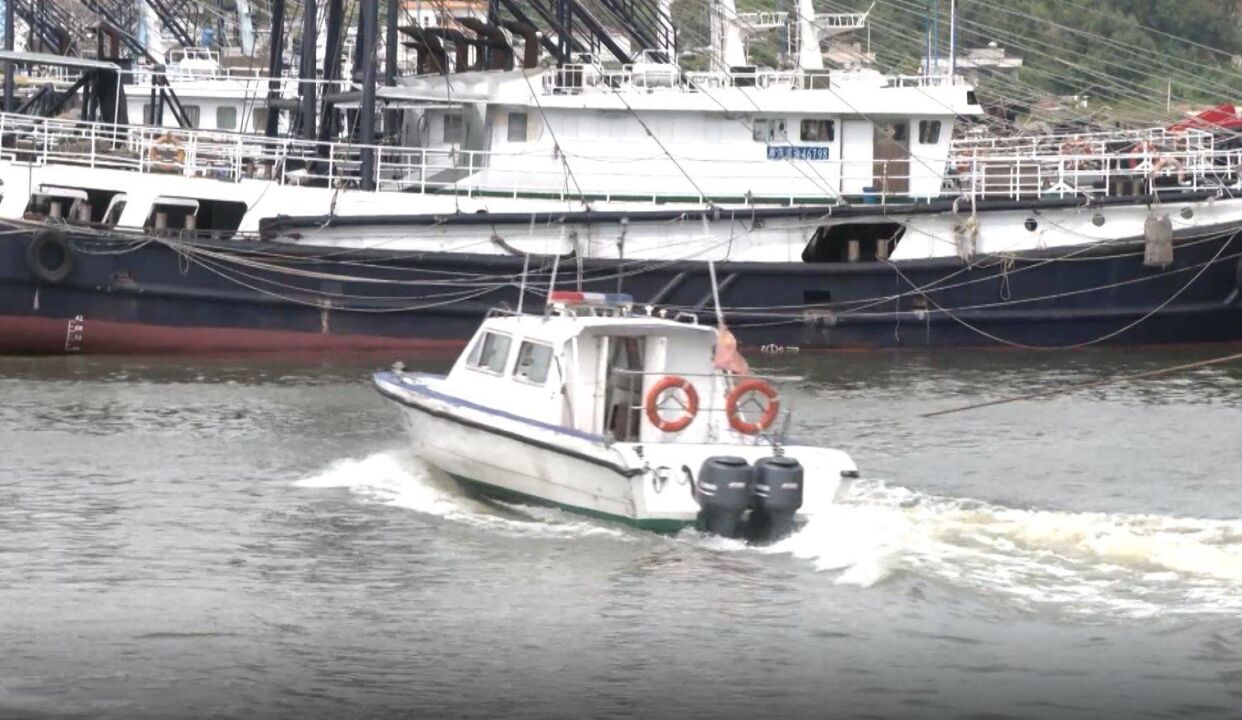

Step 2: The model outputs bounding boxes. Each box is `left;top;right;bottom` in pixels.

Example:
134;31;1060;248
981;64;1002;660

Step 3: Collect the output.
948;0;957;77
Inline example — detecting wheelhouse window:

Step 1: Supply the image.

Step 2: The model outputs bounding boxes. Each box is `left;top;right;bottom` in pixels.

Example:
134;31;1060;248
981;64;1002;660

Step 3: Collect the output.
918;120;942;144
467;331;512;374
800;119;835;142
507;112;528;142
752;118;786;142
216;106;238;130
141;103;199;127
443;113;464;143
513;341;553;384
882;121;908;143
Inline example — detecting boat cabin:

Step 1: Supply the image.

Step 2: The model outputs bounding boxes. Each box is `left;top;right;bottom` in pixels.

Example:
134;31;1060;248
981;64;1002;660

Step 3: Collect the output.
446;292;774;444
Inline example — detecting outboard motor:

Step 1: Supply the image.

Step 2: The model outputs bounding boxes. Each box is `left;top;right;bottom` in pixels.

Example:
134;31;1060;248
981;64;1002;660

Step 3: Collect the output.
695;456;752;538
749;456;804;544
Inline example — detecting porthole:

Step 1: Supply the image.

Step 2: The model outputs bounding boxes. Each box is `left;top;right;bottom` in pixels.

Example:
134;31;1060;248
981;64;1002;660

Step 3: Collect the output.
1024;218;1038;232
1091;213;1105;227
1180;207;1194;220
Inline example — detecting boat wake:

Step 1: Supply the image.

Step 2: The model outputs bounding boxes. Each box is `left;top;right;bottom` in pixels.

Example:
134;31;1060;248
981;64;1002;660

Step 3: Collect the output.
767;479;1242;618
297;452;1242;617
295;449;632;540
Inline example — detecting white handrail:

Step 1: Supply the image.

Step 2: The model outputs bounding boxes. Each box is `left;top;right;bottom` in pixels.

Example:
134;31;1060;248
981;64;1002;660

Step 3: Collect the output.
0;111;1237;205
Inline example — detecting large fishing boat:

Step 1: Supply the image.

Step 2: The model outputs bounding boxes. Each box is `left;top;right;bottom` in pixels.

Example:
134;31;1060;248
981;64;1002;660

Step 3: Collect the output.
2;0;1241;352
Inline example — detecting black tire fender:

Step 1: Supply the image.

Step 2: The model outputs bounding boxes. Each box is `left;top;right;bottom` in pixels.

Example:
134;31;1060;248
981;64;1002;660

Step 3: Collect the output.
25;228;73;284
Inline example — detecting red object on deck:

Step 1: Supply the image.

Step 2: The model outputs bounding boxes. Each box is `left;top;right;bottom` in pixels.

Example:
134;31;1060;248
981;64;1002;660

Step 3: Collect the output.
1168;103;1242;133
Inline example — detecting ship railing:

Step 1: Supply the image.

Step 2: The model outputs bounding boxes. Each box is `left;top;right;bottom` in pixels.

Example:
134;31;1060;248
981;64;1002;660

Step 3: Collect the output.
542;65;968;94
734;11;789;29
952;126;1216;157
816;11;869;30
946;144;1241;200
126;65;342;87
3;111;1238;207
0;111;896;205
608;368;793;446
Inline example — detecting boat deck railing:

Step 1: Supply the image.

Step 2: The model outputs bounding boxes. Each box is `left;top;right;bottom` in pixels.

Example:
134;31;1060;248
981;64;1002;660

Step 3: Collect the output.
1;111;1239;207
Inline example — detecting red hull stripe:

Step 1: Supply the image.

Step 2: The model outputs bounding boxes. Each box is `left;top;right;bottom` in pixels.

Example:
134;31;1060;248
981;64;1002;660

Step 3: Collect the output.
0;315;466;355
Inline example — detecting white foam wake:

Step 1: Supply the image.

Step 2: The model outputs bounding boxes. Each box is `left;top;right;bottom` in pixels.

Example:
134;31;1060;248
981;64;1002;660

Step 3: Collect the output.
295;449;630;540
765;480;1242;617
297;453;1242;616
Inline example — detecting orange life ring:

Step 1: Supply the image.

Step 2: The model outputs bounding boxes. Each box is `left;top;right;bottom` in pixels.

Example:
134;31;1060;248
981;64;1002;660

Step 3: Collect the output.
726;378;780;435
644;375;699;433
149;135;186;170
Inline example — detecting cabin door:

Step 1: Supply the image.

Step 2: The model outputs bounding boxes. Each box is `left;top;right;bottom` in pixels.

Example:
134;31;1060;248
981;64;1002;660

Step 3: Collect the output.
840;120;873;195
873;121;910;195
599;336;646;441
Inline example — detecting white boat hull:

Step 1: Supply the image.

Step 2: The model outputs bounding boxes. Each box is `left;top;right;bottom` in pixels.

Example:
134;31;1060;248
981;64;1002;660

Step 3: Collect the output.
377;371;857;532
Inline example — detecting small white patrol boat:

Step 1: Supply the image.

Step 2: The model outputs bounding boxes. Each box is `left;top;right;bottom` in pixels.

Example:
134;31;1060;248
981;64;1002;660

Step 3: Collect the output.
373;291;858;542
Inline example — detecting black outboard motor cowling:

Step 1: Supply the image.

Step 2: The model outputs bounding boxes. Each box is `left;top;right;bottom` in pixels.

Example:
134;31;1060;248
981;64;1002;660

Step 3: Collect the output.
695;456;752;539
749;456;804;544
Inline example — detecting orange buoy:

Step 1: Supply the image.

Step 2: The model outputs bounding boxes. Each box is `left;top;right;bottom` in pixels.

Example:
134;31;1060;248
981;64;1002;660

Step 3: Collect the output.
725;379;780;435
644;375;700;433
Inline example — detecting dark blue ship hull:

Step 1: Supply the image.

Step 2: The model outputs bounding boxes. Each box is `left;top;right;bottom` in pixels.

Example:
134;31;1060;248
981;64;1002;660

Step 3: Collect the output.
3;220;1241;353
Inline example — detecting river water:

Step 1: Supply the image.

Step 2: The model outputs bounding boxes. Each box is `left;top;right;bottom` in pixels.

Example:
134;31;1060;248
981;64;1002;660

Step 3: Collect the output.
2;347;1242;720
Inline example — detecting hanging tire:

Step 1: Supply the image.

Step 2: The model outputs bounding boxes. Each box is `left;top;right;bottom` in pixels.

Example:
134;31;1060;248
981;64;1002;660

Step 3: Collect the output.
26;229;74;284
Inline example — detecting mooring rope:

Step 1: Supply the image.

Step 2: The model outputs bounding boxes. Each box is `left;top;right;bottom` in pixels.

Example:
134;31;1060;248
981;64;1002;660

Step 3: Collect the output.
921;350;1242;418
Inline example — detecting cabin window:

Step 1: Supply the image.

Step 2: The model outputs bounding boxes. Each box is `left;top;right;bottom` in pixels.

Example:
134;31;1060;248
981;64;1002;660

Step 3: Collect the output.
217;106;238;130
800;119;835;143
880;121;908;143
142;104;154;124
251;108;269;132
507;112;528;142
752;118;786;142
513;341;553;384
467;331;512;374
443;113;464;143
918;120;942;145
181;105;201;128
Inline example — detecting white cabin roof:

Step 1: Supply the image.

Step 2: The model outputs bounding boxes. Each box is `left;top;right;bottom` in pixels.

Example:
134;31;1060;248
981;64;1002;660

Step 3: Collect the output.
481;311;717;346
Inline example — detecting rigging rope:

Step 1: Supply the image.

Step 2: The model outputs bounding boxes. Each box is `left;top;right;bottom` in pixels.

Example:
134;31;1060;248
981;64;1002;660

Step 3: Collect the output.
921;350;1242;418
